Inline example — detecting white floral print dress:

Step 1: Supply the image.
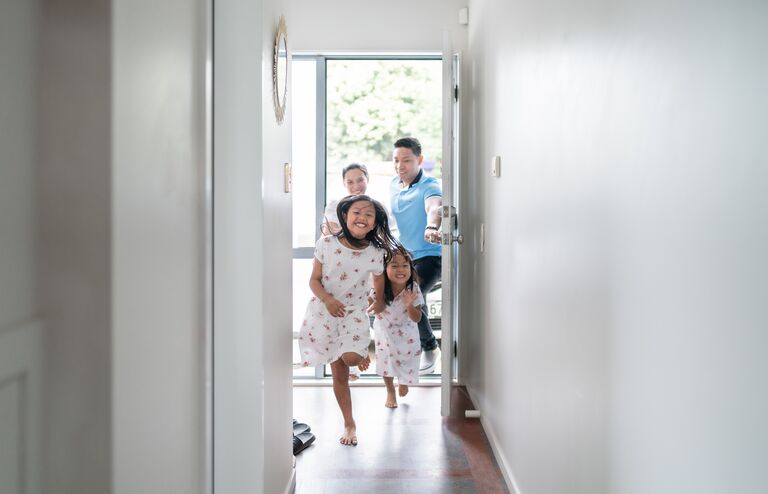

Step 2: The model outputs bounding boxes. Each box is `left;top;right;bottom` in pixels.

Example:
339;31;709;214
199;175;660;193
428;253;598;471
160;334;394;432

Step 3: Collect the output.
298;235;384;366
373;285;424;384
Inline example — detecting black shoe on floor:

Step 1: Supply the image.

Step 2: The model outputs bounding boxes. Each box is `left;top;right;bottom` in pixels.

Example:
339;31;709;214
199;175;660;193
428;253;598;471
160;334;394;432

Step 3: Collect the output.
293;432;315;455
293;419;311;436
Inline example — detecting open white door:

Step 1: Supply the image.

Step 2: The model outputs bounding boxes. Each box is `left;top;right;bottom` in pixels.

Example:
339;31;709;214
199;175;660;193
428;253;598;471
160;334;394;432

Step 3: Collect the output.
0;322;42;494
441;33;462;416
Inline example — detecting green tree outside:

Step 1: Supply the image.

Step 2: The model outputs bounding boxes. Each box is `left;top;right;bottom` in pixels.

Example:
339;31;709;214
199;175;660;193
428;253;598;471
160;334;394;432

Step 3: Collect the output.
326;60;443;177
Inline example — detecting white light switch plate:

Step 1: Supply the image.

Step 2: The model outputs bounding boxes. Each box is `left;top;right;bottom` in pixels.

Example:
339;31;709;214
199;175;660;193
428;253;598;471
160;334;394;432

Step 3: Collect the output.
284;162;292;192
491;156;501;177
458;7;469;25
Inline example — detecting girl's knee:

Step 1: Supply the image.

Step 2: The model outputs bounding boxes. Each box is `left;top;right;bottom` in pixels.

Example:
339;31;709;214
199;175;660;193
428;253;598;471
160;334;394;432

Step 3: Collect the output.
341;352;362;367
330;360;349;382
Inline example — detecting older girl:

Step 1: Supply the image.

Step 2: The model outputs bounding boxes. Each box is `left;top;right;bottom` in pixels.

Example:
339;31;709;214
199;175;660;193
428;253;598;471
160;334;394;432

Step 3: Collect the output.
299;195;397;445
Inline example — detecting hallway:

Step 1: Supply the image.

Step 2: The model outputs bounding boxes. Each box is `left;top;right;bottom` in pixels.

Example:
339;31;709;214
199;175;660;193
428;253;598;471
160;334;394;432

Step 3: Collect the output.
293;385;508;493
2;0;766;492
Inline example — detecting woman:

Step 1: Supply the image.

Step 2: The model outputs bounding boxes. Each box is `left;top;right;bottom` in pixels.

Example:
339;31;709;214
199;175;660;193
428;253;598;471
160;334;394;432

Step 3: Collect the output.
323;163;370;235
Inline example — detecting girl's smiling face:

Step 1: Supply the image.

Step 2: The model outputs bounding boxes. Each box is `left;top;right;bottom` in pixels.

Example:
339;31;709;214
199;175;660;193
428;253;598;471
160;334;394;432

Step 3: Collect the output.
386;253;411;288
345;200;376;239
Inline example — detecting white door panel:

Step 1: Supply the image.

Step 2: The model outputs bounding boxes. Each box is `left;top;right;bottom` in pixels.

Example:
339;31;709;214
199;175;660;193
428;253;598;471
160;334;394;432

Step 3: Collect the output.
0;321;42;494
440;33;462;416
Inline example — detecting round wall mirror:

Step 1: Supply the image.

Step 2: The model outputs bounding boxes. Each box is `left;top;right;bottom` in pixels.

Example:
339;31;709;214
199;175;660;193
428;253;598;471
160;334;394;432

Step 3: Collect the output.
273;15;288;124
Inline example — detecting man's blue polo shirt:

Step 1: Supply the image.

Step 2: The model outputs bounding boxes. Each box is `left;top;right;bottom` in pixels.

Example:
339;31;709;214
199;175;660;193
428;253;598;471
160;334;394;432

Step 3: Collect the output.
390;169;442;260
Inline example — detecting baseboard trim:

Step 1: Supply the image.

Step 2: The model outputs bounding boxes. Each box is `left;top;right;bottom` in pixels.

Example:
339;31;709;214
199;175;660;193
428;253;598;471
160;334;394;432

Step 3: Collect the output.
465;384;522;494
292;378;442;387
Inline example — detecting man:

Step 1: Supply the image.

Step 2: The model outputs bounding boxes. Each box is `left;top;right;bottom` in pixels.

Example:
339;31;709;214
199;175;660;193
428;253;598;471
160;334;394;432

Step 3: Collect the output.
389;137;442;374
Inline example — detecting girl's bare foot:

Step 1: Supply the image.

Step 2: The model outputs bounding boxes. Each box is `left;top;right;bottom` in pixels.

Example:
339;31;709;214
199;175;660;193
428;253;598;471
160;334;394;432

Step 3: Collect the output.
385;388;398;408
357;355;371;372
383;376;398;408
340;423;358;446
349;366;360;381
398;384;409;397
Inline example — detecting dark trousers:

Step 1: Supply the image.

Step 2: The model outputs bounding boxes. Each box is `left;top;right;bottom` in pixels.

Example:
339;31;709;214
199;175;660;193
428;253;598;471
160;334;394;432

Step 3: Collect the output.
413;255;441;352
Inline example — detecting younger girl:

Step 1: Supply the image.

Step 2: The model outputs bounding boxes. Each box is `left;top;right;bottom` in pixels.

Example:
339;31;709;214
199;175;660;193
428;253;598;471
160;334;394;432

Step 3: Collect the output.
373;245;423;408
298;195;397;445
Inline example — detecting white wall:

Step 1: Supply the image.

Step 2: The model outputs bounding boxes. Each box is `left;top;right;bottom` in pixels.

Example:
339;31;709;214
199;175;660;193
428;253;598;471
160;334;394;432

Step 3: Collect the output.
0;2;42;492
213;0;266;490
112;1;206;492
39;0;112;492
466;0;768;493
214;0;294;492
291;0;468;53
7;1;289;492
260;2;295;492
0;0;39;329
32;1;208;491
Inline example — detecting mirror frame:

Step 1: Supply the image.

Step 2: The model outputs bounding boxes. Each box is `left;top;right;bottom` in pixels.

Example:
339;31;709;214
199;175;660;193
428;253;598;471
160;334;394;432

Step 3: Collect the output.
272;15;288;124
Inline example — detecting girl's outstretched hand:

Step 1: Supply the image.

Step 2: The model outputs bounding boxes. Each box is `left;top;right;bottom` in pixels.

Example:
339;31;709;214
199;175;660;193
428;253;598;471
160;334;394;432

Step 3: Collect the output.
323;296;346;317
401;288;418;306
367;299;385;315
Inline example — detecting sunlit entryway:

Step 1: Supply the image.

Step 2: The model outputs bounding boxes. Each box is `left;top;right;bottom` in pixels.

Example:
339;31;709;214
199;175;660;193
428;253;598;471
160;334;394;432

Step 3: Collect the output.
291;56;444;380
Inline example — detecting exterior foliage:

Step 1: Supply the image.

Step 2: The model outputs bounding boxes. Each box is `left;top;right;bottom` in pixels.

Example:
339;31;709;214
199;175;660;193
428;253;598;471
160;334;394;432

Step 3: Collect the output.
327;60;442;177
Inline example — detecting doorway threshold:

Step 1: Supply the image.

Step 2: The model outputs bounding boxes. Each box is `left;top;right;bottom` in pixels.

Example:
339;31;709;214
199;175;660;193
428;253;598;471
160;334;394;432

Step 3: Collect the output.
292;375;442;387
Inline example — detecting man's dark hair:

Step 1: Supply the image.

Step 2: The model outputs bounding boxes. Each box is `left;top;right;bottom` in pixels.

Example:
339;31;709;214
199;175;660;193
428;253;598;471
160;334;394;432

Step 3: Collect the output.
394;137;422;157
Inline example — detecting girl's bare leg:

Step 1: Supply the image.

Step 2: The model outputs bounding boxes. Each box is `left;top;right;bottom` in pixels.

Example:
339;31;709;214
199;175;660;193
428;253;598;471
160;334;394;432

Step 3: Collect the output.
331;356;358;445
383;377;397;408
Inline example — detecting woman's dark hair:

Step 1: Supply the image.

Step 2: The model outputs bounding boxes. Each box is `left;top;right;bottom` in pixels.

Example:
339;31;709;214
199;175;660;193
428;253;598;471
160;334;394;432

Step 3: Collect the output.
383;244;420;305
335;195;398;256
342;162;369;180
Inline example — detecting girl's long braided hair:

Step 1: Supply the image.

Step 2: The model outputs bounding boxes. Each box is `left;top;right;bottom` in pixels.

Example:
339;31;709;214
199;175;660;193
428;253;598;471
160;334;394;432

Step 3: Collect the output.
335;195;398;261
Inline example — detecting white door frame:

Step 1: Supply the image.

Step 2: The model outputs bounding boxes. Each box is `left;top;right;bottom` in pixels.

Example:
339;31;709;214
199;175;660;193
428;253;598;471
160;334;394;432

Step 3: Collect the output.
440;32;463;416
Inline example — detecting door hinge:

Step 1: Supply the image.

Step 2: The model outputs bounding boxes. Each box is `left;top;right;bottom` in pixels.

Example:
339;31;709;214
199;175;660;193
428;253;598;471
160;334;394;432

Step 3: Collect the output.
454;85;459;101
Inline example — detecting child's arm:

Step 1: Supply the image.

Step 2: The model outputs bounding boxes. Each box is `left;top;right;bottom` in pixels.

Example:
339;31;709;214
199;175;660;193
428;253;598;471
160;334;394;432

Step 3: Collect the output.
309;258;346;317
367;273;386;315
402;289;423;322
406;303;422;322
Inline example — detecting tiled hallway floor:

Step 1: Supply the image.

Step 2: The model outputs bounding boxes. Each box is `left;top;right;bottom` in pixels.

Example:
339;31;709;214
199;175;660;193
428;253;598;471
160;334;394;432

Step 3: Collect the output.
293;385;509;494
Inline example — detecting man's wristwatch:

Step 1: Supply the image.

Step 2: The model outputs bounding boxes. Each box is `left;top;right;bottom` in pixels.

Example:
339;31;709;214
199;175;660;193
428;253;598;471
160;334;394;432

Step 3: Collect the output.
425;225;439;231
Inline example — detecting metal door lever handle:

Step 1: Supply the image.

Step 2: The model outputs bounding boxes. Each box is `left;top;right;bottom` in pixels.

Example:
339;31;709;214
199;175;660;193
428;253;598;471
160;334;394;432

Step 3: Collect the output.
441;233;464;245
